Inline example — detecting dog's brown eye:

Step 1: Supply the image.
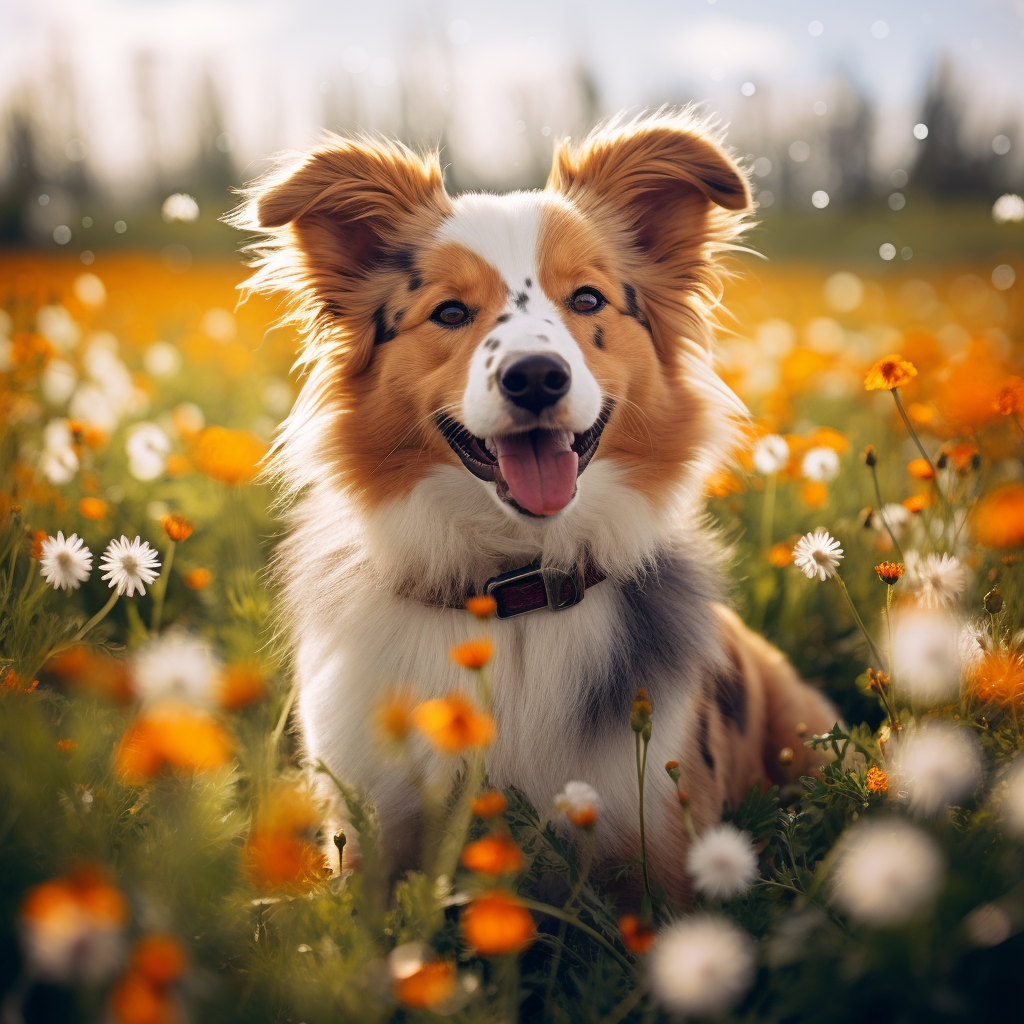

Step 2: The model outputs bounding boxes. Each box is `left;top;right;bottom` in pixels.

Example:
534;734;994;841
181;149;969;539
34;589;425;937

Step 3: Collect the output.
430;301;471;328
570;288;605;314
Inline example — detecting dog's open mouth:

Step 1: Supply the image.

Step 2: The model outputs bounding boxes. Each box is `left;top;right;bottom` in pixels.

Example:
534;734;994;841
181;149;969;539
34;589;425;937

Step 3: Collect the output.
437;405;612;517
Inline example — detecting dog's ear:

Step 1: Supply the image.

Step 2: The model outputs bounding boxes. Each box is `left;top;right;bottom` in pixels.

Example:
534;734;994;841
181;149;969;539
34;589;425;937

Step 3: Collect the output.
235;136;450;370
546;112;752;348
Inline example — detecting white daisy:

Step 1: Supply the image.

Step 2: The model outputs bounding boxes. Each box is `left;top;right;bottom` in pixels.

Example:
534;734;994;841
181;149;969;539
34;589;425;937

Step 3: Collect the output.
686;823;759;899
914;553;966;609
831;819;943;927
649;916;755;1016
554;780;600;827
126;423;171;481
793;528;844;581
99;536;161;597
38;532;93;591
752;434;789;474
130;628;222;705
801;446;841;482
892;724;983;816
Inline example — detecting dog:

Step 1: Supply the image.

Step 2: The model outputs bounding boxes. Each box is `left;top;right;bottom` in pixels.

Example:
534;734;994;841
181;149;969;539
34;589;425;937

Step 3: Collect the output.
233;110;838;906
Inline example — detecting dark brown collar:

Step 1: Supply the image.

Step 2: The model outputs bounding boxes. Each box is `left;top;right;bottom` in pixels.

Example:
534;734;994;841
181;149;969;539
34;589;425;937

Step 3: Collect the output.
481;559;607;619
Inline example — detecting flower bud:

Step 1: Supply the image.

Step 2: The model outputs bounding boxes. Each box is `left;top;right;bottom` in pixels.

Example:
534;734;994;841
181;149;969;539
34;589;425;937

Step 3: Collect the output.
665;761;681;783
630;688;652;735
863;445;877;467
985;588;1004;615
777;747;794;765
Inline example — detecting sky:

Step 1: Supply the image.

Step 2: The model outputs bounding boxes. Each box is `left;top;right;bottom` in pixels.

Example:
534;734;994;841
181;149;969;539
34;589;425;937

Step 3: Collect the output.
1;0;1022;187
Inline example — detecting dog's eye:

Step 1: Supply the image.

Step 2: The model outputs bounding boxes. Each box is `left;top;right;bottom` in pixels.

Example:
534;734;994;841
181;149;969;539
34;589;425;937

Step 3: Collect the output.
570;288;605;314
430;301;471;328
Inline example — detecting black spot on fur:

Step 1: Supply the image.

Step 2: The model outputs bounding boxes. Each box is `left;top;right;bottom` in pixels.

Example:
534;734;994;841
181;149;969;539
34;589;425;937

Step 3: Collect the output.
698;712;715;771
714;667;748;734
393;309;406;324
381;247;415;272
543;318;553;325
593;325;604;349
323;300;343;316
524;277;532;288
496;313;511;324
373;306;397;346
485;337;500;351
622;283;652;332
408;274;422;291
515;291;529;312
578;551;722;737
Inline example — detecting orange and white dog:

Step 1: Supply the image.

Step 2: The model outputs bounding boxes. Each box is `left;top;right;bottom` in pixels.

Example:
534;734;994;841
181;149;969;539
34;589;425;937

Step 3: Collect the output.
234;111;836;904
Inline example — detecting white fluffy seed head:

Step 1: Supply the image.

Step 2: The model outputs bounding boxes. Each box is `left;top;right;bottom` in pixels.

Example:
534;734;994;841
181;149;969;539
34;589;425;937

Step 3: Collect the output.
892;724;983;816
130;628;222;705
752;434;789;474
649;915;755;1016
686;823;759;899
1000;759;1024;839
801;446;840;482
891;606;959;706
831;819;944;926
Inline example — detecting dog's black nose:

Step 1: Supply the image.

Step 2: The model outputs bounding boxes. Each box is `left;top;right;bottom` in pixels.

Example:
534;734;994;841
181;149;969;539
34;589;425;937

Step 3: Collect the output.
498;354;571;414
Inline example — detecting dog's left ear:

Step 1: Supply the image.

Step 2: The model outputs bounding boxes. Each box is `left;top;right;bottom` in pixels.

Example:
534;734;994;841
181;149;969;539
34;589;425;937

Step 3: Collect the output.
547;113;752;340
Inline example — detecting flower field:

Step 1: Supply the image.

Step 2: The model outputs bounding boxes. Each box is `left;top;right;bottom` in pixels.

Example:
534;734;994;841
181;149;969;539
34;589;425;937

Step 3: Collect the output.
2;246;1024;1023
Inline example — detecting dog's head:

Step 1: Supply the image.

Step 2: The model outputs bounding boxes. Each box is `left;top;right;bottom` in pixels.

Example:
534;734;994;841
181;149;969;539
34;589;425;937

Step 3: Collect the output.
237;112;751;527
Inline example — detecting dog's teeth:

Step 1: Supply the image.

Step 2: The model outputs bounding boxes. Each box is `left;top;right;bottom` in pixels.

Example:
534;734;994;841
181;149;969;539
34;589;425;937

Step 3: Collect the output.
485;438;498;457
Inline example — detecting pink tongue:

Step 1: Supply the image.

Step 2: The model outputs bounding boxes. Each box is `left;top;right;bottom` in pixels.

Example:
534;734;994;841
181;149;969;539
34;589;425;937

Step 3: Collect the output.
493;431;579;516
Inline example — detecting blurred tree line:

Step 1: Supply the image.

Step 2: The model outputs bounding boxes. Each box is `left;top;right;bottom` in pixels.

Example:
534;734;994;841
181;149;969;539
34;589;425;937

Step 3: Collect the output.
0;49;1019;252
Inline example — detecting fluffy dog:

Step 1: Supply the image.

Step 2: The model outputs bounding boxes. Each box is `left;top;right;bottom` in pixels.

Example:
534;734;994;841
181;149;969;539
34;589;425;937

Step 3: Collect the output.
233;110;837;905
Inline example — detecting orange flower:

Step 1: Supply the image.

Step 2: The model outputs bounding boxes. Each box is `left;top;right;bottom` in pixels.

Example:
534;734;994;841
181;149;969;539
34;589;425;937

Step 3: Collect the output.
874;562;904;586
159;514;193;542
866;767;889;793
449;638;494;670
800;480;828;509
967;652;1024;708
79;497;109;520
767;541;794;567
907;458;934;480
3;668;38;693
375;690;416;742
972;484;1024;549
471;790;508;818
995;377;1024;417
940;443;979;473
809;426;849;454
183;568;212;590
619;914;657;955
460;834;524;876
30;529;48;559
864;354;917;391
47;647;133;703
465;595;497;619
394;961;457;1009
703;469;745;498
903;494;930;514
132;934;186;986
460;891;535;956
244;785;327;892
22;866;129;928
109;969;177;1024
217;662;266;710
414;693;495;752
189;426;267;486
57;739;78;754
165;454;192;478
114;705;233;785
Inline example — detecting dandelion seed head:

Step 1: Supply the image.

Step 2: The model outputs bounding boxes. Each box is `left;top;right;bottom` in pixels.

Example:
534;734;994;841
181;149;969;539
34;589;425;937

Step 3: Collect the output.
801;446;841;482
912;553;966;609
1001;760;1024;839
554;780;600;828
752;434;789;474
649;916;755;1016
831;819;943;926
892;606;959;705
686;824;759;899
892;724;983;815
131;629;222;706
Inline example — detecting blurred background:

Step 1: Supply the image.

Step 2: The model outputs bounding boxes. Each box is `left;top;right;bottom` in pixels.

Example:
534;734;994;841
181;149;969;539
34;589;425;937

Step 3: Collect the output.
1;0;1022;264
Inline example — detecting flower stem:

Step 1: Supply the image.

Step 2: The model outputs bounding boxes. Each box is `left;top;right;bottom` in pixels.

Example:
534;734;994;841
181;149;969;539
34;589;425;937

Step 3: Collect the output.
868;463;905;561
834;572;885;667
891;388;945;504
635;731;652;900
516;897;634;975
760;471;777;551
886;586;896;705
149;540;175;636
72;590;119;643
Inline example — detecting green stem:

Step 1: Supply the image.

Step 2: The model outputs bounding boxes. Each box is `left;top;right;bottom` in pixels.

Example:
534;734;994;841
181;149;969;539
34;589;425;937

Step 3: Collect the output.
598;984;646;1024
269;683;297;753
72;589;119;643
834;572;885;667
886;587;896;703
516;897;635;976
635;732;652;900
891;388;945;504
760;471;777;551
868;462;905;561
149;540;175;636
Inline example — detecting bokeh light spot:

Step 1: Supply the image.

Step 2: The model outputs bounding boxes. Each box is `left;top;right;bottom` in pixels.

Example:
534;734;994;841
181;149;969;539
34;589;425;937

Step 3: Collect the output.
879;243;896;260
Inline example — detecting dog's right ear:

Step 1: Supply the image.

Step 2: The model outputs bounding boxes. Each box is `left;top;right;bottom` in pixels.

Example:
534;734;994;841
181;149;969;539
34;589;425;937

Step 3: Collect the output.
233;136;450;369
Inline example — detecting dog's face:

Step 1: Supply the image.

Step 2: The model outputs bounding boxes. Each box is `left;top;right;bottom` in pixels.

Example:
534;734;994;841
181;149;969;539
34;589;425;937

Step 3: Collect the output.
244;115;751;520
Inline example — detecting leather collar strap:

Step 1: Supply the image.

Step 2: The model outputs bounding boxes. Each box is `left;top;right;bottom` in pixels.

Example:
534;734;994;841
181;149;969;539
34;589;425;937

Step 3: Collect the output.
482;560;606;619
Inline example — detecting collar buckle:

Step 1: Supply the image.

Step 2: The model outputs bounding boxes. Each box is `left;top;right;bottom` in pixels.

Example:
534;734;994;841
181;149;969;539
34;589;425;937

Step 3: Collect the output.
484;561;587;619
